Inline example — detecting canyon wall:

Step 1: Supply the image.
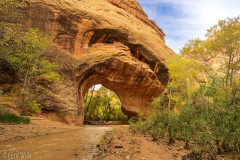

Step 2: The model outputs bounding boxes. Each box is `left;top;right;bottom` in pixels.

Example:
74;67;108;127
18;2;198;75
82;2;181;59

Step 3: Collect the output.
1;0;175;125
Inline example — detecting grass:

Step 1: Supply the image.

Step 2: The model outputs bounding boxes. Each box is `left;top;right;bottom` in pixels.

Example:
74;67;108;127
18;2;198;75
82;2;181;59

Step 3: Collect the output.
0;113;30;124
0;104;30;124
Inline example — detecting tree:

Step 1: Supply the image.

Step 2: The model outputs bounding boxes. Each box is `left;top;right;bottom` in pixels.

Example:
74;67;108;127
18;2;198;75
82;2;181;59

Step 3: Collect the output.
173;17;240;151
165;55;204;110
130;17;240;156
182;16;240;105
0;28;60;114
84;86;127;122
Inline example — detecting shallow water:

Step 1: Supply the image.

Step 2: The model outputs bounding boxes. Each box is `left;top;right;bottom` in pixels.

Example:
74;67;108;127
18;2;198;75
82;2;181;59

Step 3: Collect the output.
0;126;112;160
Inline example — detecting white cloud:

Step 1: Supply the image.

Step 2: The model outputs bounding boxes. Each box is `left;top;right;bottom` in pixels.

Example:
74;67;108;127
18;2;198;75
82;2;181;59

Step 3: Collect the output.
137;0;240;54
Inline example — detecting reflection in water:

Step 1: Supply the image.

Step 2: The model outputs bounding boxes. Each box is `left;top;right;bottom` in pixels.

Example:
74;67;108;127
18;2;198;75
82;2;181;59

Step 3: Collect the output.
0;126;111;160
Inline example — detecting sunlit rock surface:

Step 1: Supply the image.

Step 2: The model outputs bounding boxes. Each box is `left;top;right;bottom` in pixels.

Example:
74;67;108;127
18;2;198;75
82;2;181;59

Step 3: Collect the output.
2;0;175;125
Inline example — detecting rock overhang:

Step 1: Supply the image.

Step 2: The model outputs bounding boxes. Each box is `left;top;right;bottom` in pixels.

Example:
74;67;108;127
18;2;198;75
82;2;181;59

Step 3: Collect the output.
75;43;163;116
1;0;175;125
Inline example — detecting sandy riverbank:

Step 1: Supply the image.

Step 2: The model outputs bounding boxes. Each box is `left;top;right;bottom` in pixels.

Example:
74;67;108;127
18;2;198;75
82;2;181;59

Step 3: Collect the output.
0;117;80;142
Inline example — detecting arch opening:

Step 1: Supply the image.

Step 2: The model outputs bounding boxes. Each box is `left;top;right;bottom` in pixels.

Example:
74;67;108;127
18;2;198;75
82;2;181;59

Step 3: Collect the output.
75;43;164;125
84;84;129;125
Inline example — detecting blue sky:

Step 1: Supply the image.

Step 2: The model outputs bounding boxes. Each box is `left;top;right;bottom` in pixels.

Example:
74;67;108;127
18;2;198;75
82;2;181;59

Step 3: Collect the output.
137;0;240;54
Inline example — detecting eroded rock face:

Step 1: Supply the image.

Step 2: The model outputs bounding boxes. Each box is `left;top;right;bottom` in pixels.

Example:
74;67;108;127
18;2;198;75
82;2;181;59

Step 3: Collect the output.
2;0;175;125
106;0;165;40
75;43;163;122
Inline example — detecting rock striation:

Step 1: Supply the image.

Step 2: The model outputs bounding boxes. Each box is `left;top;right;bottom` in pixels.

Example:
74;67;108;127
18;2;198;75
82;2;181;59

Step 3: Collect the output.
1;0;175;125
107;0;165;40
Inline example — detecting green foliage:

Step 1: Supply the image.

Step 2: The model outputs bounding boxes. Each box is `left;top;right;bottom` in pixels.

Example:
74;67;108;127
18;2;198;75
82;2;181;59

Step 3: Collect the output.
130;17;240;157
165;55;203;109
84;86;128;122
181;16;240;105
0;27;60;114
0;113;30;124
131;96;240;153
26;100;42;114
130;117;153;134
130;97;167;140
0;105;30;124
1;28;52;79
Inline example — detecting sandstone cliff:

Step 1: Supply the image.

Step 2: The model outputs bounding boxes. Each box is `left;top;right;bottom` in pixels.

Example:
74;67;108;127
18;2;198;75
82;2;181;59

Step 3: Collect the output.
1;0;175;125
107;0;165;40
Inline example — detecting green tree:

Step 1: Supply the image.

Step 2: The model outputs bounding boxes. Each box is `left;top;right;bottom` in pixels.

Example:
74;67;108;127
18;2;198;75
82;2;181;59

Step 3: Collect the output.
165;55;204;110
0;29;60;114
130;17;240;156
173;16;240;152
182;16;240;105
84;86;127;122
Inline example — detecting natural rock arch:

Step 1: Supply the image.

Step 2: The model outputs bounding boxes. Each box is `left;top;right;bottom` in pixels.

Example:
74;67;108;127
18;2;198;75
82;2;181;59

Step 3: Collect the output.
75;43;164;124
1;0;175;125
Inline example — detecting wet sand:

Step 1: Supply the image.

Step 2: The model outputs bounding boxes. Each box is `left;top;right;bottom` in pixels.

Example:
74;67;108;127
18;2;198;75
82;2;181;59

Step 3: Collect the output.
0;125;111;160
1;118;239;160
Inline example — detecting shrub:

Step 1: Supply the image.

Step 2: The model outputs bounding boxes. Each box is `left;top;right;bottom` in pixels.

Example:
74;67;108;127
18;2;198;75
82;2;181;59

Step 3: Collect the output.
130;96;240;156
26;100;42;114
130;17;240;158
129;117;152;134
0;113;30;124
0;104;30;124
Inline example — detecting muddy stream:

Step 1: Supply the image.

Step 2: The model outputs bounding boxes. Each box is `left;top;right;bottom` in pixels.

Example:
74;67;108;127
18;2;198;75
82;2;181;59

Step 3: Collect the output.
0;126;112;160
